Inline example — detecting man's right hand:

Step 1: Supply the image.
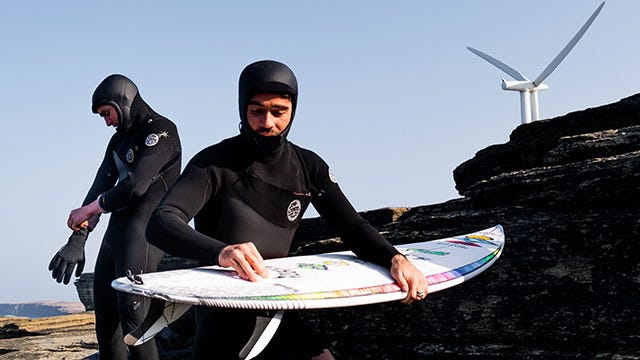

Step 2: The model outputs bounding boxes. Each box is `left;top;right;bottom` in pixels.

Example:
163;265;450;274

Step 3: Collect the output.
218;242;269;282
49;228;88;285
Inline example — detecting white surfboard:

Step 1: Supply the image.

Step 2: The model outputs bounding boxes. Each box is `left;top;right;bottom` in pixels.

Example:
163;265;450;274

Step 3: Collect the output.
113;225;504;358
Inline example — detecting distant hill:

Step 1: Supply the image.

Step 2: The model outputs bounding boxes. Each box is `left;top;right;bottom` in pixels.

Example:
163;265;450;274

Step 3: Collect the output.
0;301;85;318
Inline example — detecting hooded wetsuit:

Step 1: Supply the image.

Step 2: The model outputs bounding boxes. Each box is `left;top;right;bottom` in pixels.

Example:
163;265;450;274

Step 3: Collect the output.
87;74;181;359
146;61;398;359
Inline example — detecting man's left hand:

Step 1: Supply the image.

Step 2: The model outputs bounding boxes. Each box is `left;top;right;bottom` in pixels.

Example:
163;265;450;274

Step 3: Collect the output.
390;254;428;304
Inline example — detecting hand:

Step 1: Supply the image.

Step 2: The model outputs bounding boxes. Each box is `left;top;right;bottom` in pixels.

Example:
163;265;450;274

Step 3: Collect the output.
218;242;269;282
49;228;88;284
68;199;103;230
390;254;428;304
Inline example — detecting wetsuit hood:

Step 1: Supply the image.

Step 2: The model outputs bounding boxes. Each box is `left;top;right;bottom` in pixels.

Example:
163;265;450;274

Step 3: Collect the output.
92;74;155;132
238;60;298;157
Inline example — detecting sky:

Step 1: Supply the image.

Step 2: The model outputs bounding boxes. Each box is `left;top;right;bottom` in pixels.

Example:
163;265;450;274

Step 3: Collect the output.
1;0;637;303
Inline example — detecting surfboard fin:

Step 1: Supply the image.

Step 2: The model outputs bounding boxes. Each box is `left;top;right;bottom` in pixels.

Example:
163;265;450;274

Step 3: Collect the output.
124;299;192;346
239;310;284;360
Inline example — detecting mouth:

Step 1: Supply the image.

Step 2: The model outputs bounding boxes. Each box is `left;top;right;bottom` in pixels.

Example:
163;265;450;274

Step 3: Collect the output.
257;129;275;136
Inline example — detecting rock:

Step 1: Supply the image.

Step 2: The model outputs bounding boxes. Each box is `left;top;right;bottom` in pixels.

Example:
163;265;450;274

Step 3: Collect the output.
0;313;98;359
453;93;640;195
74;274;94;312
0;302;85;318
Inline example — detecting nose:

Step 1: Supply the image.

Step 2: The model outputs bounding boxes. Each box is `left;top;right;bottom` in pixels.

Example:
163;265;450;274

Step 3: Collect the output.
259;112;275;128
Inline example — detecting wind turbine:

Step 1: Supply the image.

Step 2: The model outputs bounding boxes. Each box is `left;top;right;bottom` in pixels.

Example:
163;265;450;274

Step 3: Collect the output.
468;2;605;124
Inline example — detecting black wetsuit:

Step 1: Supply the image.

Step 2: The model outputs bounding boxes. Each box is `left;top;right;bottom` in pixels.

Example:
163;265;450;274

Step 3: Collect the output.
85;75;181;359
147;135;399;359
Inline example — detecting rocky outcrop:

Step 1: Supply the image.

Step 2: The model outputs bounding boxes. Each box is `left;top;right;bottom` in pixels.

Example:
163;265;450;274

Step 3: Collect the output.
301;94;640;359
0;313;97;359
452;93;640;206
0;302;85;318
72;93;640;359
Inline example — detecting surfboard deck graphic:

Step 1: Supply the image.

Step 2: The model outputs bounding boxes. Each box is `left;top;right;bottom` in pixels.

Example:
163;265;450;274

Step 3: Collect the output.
113;225;504;357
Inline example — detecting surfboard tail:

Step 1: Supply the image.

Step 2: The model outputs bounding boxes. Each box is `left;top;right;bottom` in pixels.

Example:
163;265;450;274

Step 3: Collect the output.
124;299;192;346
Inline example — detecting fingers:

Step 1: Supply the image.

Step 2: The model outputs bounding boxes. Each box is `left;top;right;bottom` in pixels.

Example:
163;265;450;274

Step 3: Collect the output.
63;263;75;285
67;208;90;230
75;259;85;277
48;255;60;271
218;242;269;282
68;218;89;231
50;255;81;284
52;260;67;283
400;282;429;304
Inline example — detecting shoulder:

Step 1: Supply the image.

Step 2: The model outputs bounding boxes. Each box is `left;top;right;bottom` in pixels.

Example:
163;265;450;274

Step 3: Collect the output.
289;143;327;168
189;136;246;169
136;117;180;147
141;116;178;134
289;143;336;185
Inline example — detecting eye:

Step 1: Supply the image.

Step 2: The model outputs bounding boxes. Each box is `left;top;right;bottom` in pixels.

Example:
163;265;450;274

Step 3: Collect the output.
249;108;266;116
99;110;110;117
271;109;287;117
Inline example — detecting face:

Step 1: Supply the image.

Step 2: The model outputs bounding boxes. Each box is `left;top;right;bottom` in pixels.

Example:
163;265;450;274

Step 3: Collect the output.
96;104;119;127
246;93;292;137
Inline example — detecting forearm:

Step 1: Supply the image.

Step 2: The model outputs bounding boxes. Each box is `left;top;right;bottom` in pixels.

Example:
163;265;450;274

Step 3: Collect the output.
314;184;399;268
342;221;400;268
146;206;227;263
100;147;179;212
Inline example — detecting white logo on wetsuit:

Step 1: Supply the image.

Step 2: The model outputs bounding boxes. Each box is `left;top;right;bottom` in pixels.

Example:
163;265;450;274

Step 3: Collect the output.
328;168;337;183
287;200;302;222
145;134;159;147
145;131;170;147
126;148;135;163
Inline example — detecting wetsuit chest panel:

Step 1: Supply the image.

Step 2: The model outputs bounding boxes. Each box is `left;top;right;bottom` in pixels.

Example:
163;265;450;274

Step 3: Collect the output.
111;132;140;181
233;172;310;229
112;150;131;182
217;196;296;259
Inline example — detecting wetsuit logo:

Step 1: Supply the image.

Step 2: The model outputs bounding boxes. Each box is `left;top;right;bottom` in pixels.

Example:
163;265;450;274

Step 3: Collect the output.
328;169;337;183
126;148;135;163
145;133;160;147
287;200;302;222
145;131;169;147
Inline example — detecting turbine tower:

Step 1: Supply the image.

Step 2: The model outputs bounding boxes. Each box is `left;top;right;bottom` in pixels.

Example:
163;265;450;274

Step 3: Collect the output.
468;2;605;124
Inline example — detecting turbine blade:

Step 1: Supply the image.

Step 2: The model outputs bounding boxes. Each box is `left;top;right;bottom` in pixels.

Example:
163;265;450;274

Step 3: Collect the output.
467;46;529;81
533;1;605;86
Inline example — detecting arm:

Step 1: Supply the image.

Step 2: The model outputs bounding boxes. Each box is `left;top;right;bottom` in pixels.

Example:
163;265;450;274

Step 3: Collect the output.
98;119;180;212
68;120;180;229
308;153;427;303
146;154;228;262
146;153;268;281
67;137;118;230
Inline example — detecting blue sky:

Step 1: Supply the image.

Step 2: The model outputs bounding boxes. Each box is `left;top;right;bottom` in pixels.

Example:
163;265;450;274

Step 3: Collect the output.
1;1;637;303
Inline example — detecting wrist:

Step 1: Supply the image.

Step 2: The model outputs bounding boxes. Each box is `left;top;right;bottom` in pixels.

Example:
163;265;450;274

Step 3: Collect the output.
391;253;407;266
94;196;107;214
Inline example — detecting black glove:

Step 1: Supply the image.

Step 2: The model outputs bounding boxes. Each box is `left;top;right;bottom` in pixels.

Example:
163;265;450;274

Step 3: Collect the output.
49;227;88;285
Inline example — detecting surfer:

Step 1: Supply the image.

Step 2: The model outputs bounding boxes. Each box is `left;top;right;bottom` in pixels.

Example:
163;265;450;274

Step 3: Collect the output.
48;74;182;360
146;60;427;359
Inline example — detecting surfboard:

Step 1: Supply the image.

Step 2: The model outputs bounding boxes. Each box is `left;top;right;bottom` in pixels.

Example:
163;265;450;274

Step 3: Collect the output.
112;225;504;358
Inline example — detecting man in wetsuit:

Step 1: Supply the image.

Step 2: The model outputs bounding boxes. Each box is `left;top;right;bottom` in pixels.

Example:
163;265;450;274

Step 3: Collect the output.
48;74;181;360
146;60;427;359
